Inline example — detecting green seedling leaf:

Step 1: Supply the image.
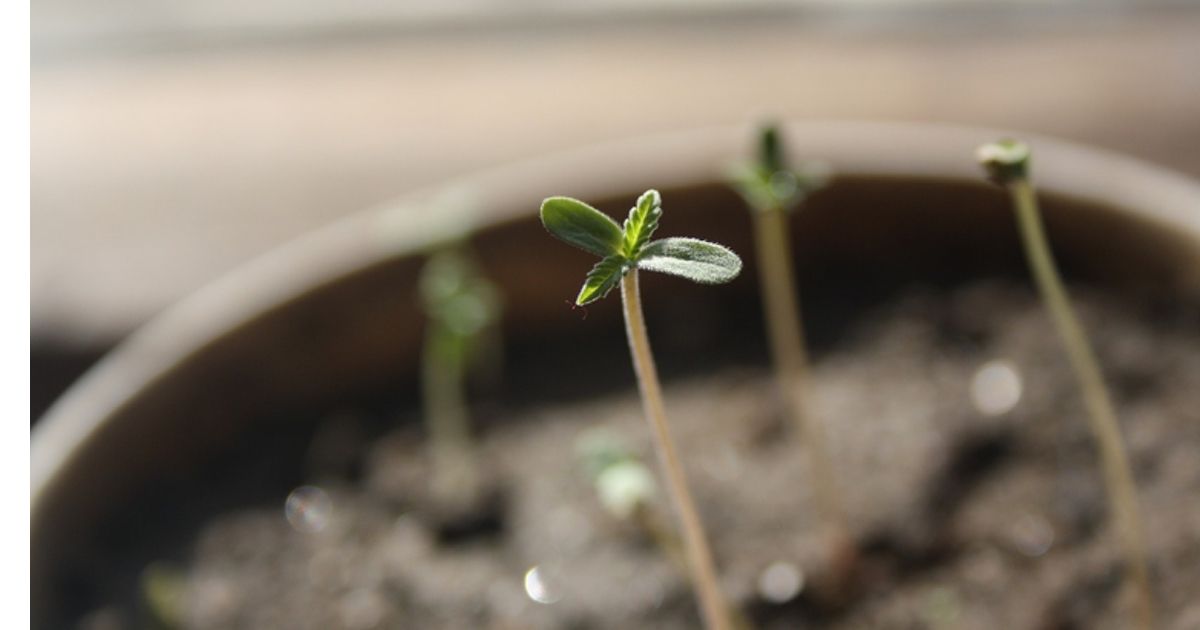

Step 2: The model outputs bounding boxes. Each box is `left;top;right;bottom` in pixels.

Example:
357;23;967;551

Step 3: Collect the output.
637;237;742;284
421;250;501;339
541;196;624;257
544;189;743;307
977;139;1031;184
577;254;627;306
576;429;633;480
759;124;786;174
596;460;657;520
729;123;832;213
621;189;662;258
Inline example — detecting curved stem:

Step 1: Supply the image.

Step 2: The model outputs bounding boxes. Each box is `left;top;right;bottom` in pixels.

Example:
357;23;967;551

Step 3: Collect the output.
1009;179;1153;629
753;208;852;567
621;270;731;630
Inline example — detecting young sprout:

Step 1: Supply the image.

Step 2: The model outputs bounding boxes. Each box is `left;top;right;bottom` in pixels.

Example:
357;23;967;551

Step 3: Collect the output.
729;124;855;578
978;139;1153;629
541;190;742;630
576;430;688;571
419;245;502;511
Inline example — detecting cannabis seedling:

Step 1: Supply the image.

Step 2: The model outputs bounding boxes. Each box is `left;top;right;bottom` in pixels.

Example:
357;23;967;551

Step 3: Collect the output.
541;190;742;630
419;246;502;510
978;140;1153;629
576;430;688;571
729;124;854;575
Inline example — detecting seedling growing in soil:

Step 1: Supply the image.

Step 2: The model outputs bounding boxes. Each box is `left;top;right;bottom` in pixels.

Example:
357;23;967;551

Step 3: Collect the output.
577;430;688;569
729;124;855;576
978;140;1154;629
541;190;742;630
419;245;502;511
578;430;755;630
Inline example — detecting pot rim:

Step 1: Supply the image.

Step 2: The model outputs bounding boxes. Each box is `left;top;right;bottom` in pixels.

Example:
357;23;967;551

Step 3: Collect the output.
31;119;1200;518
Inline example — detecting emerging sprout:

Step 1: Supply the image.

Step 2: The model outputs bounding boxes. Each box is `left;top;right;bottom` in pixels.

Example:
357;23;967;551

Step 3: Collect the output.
729;123;831;215
976;139;1031;184
577;430;658;521
977;139;1153;630
419;245;502;511
541;190;740;630
729;124;856;581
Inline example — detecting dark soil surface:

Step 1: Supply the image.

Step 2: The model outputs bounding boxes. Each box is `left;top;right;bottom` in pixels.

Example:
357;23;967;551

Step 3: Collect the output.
79;283;1200;630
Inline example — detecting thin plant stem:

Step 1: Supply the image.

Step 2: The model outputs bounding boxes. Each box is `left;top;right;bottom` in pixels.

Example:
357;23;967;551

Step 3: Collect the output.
752;207;853;567
422;332;477;506
620;269;731;630
1008;179;1153;630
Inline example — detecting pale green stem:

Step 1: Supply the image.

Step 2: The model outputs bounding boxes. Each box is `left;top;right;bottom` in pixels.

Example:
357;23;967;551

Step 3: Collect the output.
752;207;853;567
422;332;478;507
1009;179;1153;629
621;270;732;630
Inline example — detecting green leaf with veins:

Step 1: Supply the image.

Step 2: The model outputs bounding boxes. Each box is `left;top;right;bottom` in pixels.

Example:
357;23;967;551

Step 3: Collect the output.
621;189;662;258
576;254;627;305
540;196;624;258
637;237;742;284
540;189;743;305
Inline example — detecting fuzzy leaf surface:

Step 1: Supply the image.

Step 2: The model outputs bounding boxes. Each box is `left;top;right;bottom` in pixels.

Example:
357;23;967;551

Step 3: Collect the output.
576;254;627;305
621;189;662;258
637;237;742;284
540;196;623;258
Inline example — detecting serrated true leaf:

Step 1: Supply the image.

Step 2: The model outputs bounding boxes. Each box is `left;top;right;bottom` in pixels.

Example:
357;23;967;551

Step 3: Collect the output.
576;254;627;305
621;189;662;258
541;197;624;258
637;237;742;285
759;124;786;174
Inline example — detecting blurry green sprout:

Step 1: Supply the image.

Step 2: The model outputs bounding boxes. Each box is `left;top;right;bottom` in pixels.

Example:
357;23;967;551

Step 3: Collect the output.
541;190;740;630
978;140;1153;629
420;245;502;508
729;124;855;579
577;429;659;522
729;124;831;215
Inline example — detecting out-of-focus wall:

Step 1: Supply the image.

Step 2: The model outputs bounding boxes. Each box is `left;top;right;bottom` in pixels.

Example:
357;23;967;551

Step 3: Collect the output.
30;4;1200;417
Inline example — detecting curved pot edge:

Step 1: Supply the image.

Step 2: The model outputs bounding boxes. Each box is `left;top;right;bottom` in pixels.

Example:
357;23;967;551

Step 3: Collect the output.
31;119;1200;529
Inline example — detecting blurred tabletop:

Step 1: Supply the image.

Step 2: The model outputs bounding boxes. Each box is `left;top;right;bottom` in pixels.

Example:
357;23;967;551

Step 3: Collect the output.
30;3;1200;414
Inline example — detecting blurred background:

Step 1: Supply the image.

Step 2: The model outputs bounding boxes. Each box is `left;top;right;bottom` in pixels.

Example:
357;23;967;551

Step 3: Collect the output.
30;0;1200;420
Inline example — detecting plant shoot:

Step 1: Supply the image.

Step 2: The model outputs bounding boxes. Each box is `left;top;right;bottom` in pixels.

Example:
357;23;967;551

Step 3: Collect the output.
729;124;855;577
419;246;502;510
541;190;741;630
576;430;687;570
978;139;1153;630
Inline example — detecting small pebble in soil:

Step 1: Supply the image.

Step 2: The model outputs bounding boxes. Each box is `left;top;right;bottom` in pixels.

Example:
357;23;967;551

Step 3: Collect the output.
757;561;804;604
970;359;1023;416
284;485;332;533
1010;512;1055;557
523;565;563;604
